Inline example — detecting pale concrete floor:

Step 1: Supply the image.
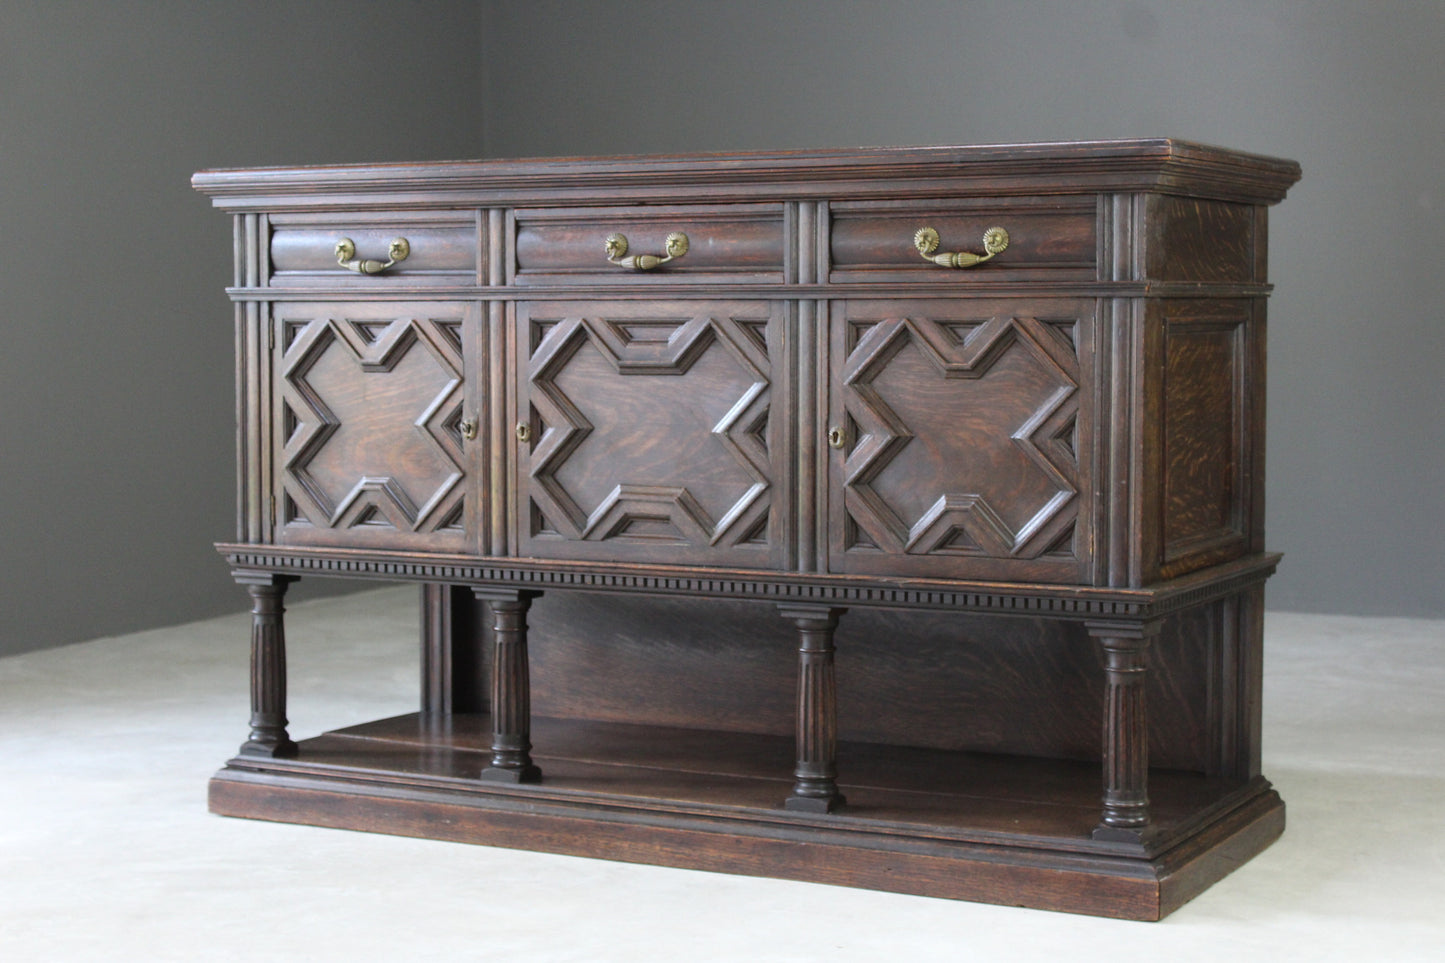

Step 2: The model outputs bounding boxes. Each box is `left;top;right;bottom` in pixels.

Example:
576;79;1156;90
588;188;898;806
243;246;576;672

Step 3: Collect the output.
1;587;1441;962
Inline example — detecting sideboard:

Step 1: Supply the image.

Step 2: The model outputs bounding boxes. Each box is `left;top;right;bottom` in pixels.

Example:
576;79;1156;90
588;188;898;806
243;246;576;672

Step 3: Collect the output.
193;140;1300;920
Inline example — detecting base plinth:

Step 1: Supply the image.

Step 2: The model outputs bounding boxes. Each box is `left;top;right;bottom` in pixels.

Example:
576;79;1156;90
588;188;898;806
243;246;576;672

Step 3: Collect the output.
209;713;1283;921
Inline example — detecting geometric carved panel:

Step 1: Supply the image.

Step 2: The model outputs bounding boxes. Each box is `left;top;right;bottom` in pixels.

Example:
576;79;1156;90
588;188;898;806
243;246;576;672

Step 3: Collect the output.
273;302;473;550
832;300;1090;581
519;300;780;567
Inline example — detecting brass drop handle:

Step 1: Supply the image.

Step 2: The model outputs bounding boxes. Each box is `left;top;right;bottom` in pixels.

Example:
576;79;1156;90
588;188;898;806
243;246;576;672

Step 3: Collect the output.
827;427;845;450
605;232;689;270
914;226;1009;268
459;418;479;441
516;422;532;443
335;237;411;274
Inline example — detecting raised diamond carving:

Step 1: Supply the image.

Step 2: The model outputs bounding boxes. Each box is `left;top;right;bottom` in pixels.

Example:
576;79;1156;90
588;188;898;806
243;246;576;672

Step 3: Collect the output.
841;312;1080;560
277;311;467;539
524;306;773;551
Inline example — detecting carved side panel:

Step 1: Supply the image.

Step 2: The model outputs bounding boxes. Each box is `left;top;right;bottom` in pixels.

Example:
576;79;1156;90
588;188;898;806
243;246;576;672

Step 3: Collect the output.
272;301;479;551
828;299;1094;583
516;300;787;568
1158;300;1252;577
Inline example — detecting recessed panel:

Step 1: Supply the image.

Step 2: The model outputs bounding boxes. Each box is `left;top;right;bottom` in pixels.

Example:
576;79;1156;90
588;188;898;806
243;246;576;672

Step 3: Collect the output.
1161;307;1250;573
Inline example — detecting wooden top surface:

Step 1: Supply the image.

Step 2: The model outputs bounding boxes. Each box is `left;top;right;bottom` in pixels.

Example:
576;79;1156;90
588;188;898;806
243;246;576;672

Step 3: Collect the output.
193;139;1301;210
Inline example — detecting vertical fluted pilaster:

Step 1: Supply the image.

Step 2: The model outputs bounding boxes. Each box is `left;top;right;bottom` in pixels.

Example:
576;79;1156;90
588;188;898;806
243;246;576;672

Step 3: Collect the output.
476;588;542;783
237;573;299;759
420;583;487;717
779;605;847;813
1087;619;1161;840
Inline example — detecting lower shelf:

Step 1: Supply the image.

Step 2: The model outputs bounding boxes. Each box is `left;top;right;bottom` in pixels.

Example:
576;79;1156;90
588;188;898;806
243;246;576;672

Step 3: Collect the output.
210;713;1284;920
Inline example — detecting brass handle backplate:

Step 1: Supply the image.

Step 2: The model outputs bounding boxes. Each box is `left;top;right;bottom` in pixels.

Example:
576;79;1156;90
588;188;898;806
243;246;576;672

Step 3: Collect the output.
459;418;478;441
605;232;689;270
516;422;532;443
335;236;411;274
827;427;845;450
914;226;1009;269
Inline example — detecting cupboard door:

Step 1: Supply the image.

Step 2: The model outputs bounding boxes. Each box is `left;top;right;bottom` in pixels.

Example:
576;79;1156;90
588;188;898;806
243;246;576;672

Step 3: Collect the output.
517;300;787;568
272;301;480;551
828;298;1094;583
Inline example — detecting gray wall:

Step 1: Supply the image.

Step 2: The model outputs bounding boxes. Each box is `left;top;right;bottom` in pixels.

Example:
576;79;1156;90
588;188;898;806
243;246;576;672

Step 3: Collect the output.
480;0;1445;619
3;1;1440;657
0;2;485;656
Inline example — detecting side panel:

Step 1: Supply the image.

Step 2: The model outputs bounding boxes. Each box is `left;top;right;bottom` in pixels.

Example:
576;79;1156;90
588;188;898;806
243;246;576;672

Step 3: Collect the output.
1157;299;1256;579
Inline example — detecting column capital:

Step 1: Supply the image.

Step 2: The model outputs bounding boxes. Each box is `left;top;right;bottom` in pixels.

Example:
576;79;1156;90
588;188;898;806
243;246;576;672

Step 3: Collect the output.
472;586;543;605
233;570;299;589
777;603;847;627
1083;618;1164;646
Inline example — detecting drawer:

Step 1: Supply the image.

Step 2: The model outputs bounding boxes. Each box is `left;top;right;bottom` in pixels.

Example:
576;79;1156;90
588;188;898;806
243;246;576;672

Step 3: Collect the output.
268;211;479;285
513;204;785;284
829;197;1096;284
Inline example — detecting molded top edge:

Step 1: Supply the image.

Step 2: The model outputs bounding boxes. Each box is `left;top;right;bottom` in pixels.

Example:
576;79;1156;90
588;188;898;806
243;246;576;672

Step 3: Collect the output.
193;138;1301;207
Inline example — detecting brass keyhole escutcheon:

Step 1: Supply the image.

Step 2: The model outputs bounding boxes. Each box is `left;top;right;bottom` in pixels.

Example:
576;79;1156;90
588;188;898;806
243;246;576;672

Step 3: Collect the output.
459;418;479;441
827;427;845;449
516;422;532;443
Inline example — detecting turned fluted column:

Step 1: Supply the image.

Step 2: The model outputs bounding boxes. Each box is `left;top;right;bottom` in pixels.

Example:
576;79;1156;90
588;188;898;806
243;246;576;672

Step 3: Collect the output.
237;573;299;759
476;588;543;783
779;605;847;813
1086;619;1162;840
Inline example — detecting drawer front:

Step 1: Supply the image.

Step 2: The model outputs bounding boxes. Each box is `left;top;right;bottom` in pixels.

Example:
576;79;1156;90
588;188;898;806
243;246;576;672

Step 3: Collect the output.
269;212;479;285
516;299;789;568
513;204;785;284
827;297;1096;584
829;197;1096;284
271;301;481;551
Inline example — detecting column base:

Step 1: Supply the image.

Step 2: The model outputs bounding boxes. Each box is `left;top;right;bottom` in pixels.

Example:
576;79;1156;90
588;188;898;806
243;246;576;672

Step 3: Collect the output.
238;737;298;759
1092;824;1160;844
785;792;846;814
479;764;542;784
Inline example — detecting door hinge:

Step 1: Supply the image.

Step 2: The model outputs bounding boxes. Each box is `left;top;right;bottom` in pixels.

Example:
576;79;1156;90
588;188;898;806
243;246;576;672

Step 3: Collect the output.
268;494;277;527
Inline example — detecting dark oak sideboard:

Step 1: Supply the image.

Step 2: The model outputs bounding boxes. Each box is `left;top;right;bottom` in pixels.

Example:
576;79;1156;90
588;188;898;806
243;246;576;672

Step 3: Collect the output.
194;140;1300;920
